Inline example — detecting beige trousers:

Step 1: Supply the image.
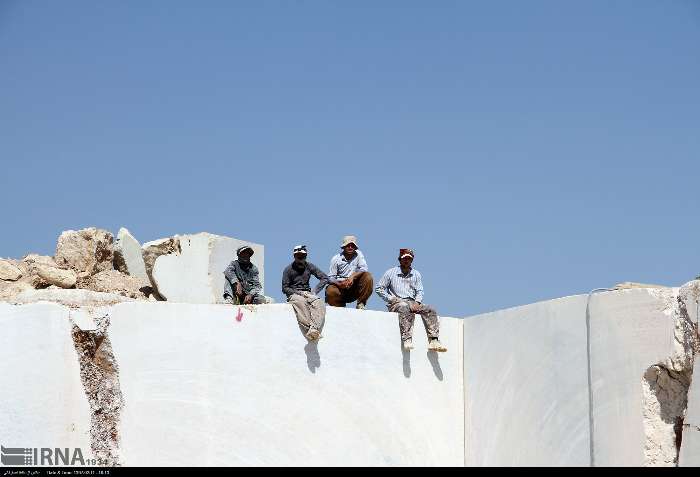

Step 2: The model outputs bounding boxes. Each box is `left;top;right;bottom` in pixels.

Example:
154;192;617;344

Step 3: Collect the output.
288;291;326;333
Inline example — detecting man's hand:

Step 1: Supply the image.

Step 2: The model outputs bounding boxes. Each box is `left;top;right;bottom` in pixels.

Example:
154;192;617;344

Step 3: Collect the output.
337;279;351;289
235;282;243;296
409;302;422;313
243;294;253;305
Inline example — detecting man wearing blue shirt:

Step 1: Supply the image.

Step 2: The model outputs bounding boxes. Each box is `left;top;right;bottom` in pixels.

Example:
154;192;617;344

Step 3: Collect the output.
324;235;374;310
376;248;447;352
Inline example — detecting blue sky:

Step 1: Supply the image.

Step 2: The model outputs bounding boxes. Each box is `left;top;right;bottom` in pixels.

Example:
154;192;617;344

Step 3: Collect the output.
1;1;699;317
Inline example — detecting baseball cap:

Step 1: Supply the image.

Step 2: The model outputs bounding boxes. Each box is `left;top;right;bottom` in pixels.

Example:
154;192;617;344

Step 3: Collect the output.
399;248;414;259
293;245;308;255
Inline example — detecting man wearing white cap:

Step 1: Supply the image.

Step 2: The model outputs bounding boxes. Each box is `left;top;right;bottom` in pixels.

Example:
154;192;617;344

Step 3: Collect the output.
375;248;447;352
282;245;330;341
223;245;271;304
324;235;373;310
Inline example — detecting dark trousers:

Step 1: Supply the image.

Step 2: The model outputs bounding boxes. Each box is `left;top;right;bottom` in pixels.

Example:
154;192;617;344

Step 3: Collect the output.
325;271;374;307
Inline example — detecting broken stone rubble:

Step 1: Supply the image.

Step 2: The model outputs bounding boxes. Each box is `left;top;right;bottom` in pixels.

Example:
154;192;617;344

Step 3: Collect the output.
0;259;22;281
55;228;114;278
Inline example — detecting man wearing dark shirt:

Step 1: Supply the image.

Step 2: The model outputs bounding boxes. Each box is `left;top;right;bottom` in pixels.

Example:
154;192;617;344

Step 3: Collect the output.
282;245;329;341
223;245;270;304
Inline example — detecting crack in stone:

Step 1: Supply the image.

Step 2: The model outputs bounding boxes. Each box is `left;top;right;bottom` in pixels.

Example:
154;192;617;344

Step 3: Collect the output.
71;310;123;466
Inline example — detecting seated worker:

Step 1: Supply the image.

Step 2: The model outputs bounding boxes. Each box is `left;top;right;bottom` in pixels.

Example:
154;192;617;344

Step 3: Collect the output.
223;245;270;304
375;248;447;352
324;235;373;310
282;245;329;341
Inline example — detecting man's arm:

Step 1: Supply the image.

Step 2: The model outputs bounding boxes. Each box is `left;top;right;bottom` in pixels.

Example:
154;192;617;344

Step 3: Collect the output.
414;271;424;304
356;252;368;273
375;270;393;303
247;265;263;296
224;262;240;285
310;263;330;295
281;267;296;297
327;256;342;285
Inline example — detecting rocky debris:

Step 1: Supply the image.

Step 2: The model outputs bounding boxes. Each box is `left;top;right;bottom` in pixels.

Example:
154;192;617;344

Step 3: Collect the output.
21;254;74;288
71;312;123;465
113;228;148;281
77;270;149;300
12;288;134;307
0;280;33;301
22;253;58;267
141;236;181;300
0;259;22;281
642;281;700;466
643;365;691;466
33;263;77;288
55;228;114;277
151;232;264;304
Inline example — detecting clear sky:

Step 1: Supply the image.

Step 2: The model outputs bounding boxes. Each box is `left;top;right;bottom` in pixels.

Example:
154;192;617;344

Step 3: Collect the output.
1;1;699;317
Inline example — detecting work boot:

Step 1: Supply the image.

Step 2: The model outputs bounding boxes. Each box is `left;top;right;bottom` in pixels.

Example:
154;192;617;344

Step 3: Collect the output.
402;338;414;351
428;338;447;352
306;328;321;341
356;302;366;310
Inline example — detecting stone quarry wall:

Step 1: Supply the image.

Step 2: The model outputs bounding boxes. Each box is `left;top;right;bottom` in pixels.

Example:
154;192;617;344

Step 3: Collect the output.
1;227;698;466
463;285;699;467
0;302;464;466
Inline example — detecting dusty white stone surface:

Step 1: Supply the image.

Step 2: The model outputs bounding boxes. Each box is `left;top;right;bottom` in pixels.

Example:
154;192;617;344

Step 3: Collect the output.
151;233;264;304
108;303;463;466
0;303;93;455
463;287;696;467
13;288;134;307
679;361;700;466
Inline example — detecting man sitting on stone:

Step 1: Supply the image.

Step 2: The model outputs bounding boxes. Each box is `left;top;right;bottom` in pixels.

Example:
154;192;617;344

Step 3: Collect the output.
282;245;329;341
223;245;269;304
375;248;447;352
324;235;373;310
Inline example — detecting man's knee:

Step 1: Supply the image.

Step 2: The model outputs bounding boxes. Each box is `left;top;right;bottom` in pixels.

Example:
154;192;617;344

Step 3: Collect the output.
419;304;437;316
357;271;373;285
325;285;345;306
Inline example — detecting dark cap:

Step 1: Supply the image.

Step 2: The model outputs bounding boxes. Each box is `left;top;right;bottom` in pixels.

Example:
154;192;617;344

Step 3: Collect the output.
237;245;254;256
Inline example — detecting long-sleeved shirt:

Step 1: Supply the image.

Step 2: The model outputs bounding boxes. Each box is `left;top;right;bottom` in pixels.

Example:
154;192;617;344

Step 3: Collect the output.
224;260;263;296
375;266;424;303
282;261;329;298
328;250;368;283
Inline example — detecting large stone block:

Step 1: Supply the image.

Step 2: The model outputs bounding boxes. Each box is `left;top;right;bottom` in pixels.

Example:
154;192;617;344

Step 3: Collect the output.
0;303;92;455
462;287;693;467
113;228;148;282
108;303;464;466
679;362;700;466
151;233;264;304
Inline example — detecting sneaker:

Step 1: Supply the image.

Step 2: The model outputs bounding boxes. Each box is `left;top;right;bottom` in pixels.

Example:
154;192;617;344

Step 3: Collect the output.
306;328;321;341
402;338;414;351
428;338;447;352
356;302;366;310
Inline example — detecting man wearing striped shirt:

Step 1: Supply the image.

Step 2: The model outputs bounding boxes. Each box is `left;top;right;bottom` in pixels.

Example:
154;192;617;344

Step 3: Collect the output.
324;235;374;310
375;248;447;352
